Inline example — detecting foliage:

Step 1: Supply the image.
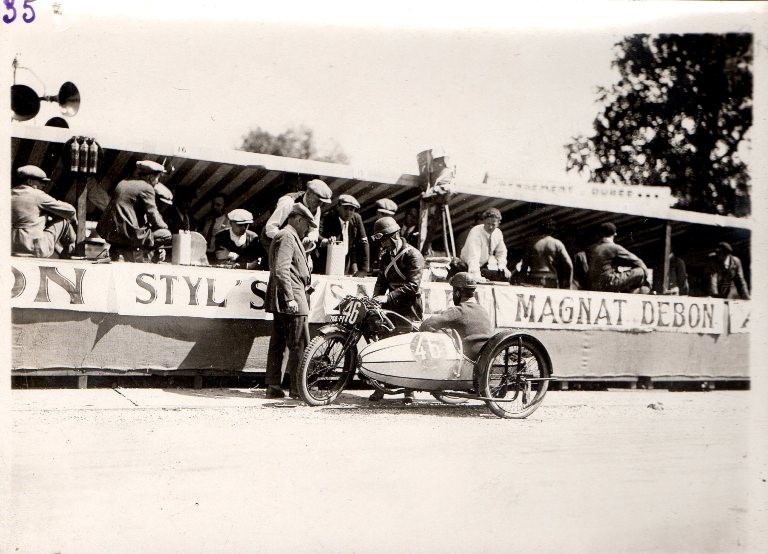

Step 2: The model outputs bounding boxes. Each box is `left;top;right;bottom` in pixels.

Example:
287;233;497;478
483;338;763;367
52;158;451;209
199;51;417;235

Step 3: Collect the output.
565;33;752;216
239;125;349;164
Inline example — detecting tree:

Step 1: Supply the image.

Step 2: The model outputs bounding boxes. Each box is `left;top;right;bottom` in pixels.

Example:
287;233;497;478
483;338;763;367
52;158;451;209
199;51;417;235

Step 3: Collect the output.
565;34;752;216
239;125;350;164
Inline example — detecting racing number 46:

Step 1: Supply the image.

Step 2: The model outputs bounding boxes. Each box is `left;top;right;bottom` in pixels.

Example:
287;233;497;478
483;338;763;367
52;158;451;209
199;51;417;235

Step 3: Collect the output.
340;300;361;325
3;0;36;24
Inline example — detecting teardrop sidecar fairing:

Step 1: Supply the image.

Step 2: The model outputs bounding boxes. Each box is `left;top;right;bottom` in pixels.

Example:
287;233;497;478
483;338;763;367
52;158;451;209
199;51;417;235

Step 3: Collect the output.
358;331;475;391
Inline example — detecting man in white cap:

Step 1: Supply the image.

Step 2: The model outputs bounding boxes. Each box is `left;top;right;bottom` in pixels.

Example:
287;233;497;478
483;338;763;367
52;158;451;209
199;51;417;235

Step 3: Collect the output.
317;194;369;276
97;159;171;262
261;178;332;258
460;207;510;282
264;203;318;399
11;165;77;258
213;208;265;269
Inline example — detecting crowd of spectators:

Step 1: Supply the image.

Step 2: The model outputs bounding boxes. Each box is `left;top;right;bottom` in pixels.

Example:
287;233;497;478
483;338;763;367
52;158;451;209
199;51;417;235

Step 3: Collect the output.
10;162;750;300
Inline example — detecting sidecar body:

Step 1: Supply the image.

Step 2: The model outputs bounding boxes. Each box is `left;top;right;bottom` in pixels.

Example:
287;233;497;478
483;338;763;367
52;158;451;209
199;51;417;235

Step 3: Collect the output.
358;331;475;391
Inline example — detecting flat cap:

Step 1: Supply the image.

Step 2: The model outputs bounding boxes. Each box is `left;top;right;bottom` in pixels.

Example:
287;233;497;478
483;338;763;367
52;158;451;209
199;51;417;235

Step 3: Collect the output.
154;183;174;205
17;165;50;181
482;207;502;220
716;241;733;253
306;179;332;203
449;271;478;291
375;198;398;215
136;160;167;174
290;203;319;227
227;208;254;224
337;194;360;209
597;222;617;236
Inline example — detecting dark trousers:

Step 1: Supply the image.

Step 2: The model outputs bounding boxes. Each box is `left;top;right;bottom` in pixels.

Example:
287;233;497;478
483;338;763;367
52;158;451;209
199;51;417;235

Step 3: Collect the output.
600;267;648;293
265;312;308;390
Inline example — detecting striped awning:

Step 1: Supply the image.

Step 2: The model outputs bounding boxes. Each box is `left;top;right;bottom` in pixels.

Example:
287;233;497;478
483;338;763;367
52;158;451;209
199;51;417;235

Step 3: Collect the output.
11;124;751;278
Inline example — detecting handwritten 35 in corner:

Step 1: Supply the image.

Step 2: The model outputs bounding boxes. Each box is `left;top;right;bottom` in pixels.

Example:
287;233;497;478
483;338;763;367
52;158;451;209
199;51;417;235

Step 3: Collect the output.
3;0;37;24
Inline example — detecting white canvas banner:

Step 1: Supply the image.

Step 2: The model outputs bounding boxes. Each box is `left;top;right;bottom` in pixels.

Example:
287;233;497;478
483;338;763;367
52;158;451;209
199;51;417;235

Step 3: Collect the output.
494;286;726;334
10;259;734;334
10;258;114;313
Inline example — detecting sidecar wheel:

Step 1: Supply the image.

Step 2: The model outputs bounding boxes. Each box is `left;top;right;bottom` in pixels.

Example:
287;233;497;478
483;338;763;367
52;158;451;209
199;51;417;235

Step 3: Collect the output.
297;331;357;406
476;333;551;419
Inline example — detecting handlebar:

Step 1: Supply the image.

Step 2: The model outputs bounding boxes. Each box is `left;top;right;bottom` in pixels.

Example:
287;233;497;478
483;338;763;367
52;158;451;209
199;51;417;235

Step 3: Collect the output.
337;294;420;333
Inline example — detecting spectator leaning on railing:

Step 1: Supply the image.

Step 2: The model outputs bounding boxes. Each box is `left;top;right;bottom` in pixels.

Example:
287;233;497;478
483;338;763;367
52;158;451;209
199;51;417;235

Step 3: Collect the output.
587;222;649;294
261;178;332;260
459;207;510;282
214;209;266;269
96;160;172;263
11;165;77;258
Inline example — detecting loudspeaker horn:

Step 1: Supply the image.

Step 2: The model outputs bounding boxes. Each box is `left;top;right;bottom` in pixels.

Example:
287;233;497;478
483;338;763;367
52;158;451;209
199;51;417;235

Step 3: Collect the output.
45;117;69;128
41;81;80;117
11;84;41;121
12;81;81;121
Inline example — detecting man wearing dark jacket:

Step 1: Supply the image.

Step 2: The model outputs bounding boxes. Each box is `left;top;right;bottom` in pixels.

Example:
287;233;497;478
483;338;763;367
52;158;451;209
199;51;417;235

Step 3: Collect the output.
707;242;749;300
317;194;369;276
370;216;425;404
420;272;493;361
97;160;171;262
213;209;266;269
588;222;649;294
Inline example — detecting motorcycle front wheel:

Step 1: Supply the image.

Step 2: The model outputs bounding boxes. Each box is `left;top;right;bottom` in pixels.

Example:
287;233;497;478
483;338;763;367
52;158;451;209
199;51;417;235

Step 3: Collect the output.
297;331;358;406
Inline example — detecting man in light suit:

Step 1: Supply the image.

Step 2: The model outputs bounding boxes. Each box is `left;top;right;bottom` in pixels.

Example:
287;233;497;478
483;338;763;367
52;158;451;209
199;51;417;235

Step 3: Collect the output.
264;203;317;399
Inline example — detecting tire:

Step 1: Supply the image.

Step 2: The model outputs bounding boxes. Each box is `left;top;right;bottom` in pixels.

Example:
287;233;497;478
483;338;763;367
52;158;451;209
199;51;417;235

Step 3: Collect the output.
475;333;551;419
431;392;468;405
297;331;357;406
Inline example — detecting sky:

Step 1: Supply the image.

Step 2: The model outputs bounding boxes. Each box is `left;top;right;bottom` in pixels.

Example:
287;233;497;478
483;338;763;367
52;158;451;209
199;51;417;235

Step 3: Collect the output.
3;1;767;186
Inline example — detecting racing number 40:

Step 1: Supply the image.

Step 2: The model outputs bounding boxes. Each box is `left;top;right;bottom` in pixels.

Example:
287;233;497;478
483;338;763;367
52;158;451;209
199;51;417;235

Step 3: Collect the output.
3;0;36;24
412;334;445;361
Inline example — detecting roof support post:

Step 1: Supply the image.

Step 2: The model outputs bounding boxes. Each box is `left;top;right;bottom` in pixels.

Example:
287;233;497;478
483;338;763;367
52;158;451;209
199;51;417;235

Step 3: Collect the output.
662;220;672;293
74;174;88;256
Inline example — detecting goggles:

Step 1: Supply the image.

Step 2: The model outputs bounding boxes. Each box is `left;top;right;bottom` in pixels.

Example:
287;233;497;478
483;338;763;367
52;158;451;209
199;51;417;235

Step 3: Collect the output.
371;231;397;241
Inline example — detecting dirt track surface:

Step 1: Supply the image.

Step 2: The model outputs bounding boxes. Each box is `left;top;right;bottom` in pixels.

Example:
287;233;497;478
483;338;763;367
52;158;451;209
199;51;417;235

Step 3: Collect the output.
9;388;768;553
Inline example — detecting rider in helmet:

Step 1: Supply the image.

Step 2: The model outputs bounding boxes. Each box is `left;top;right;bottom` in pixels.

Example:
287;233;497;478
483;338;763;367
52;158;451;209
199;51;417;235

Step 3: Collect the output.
370;215;425;404
419;272;493;361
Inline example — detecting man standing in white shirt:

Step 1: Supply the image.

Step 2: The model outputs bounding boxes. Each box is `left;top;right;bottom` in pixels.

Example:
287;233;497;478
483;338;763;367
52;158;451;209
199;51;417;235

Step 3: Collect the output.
260;179;332;259
459;207;510;282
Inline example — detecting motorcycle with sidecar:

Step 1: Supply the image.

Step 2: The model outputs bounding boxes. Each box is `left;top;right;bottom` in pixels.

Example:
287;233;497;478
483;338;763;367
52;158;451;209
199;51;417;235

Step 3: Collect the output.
295;295;554;418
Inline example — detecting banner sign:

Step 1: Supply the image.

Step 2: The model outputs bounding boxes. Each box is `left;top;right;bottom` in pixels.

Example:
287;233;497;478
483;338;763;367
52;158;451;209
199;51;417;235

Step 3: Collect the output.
494;287;726;335
11;260;113;313
727;300;750;334
10;258;741;334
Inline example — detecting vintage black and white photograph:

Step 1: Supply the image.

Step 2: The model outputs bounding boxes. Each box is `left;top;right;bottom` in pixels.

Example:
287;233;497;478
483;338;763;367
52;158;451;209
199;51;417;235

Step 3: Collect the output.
3;1;767;552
